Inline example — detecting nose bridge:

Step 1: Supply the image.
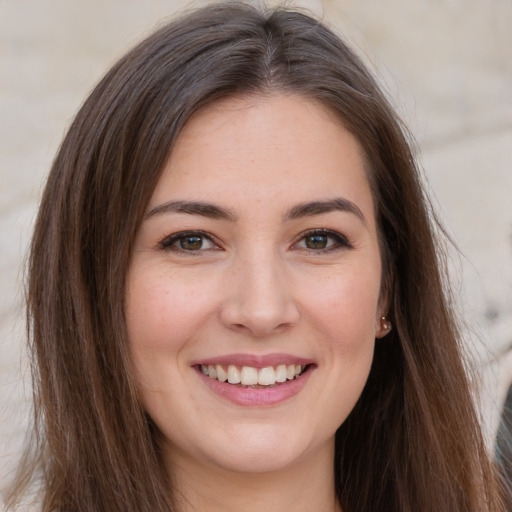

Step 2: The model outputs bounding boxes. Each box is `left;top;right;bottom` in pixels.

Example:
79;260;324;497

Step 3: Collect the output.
220;244;299;336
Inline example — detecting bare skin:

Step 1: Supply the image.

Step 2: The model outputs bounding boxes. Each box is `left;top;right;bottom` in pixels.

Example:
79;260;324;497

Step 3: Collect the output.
126;94;386;512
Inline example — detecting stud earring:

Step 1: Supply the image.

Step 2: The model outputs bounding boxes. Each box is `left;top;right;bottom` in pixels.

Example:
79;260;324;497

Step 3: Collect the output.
379;316;392;336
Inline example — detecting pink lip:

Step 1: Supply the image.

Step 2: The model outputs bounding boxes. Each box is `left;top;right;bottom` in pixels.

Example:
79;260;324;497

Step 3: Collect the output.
191;353;314;368
194;357;316;407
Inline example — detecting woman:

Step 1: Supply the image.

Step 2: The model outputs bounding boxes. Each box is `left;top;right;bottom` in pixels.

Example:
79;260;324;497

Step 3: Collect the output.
6;2;504;511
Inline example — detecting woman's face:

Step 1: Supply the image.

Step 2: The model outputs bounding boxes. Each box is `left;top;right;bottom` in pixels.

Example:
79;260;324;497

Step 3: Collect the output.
126;94;386;475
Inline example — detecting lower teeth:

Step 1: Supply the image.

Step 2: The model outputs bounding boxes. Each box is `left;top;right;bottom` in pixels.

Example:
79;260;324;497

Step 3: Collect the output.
235;382;285;389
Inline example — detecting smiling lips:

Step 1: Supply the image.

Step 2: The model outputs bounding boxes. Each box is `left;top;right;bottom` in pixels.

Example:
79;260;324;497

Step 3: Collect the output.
195;355;314;405
200;364;306;387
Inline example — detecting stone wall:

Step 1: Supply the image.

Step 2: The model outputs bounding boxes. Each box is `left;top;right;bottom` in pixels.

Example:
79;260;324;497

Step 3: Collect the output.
1;0;511;505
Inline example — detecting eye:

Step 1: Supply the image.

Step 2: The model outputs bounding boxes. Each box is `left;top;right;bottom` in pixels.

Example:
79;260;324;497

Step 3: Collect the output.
160;231;218;253
304;233;331;250
293;229;351;253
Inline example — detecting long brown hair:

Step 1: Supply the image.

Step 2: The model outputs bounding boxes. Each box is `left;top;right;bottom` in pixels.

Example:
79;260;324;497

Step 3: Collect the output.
6;2;503;511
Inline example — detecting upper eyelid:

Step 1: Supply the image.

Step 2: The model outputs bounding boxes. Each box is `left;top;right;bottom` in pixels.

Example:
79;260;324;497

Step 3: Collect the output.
293;228;350;243
158;228;351;250
160;230;220;250
291;229;353;252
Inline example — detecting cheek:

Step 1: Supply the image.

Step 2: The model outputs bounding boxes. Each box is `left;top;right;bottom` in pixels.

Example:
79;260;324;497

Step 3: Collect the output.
302;262;380;423
125;266;213;381
304;263;382;344
310;273;379;425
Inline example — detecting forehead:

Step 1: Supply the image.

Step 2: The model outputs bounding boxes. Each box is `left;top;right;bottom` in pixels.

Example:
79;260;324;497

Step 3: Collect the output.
150;93;375;225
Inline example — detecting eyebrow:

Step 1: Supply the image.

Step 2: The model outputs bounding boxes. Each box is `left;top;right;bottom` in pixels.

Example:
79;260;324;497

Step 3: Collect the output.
146;197;366;225
146;200;238;221
285;198;367;225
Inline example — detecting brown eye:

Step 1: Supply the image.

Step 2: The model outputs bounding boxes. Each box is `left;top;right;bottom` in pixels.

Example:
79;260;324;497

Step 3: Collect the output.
305;234;329;250
294;229;352;253
161;231;217;252
180;235;203;250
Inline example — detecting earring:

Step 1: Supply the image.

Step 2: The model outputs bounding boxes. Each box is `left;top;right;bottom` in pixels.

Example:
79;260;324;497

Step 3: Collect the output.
379;316;392;337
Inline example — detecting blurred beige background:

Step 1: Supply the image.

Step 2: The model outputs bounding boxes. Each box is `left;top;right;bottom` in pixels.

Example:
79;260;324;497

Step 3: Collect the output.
1;0;511;504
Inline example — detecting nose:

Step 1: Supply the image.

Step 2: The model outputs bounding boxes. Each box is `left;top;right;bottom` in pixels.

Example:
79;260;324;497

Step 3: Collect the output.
219;252;300;337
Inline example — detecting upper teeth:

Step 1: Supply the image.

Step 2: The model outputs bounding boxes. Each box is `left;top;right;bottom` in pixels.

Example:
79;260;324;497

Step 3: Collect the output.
200;364;305;386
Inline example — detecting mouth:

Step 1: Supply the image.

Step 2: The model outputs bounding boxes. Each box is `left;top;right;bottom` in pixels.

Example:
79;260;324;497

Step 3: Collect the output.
198;363;312;388
193;356;315;406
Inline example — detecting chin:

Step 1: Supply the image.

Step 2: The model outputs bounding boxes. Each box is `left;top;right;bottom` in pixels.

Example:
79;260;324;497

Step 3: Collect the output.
206;444;306;475
192;423;328;475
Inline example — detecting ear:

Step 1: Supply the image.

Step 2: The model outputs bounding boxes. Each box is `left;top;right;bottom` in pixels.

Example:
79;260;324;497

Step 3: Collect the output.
375;263;393;338
375;287;392;339
375;314;392;338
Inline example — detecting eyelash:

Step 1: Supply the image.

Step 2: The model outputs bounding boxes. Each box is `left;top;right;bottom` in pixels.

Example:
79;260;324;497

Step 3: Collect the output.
292;229;352;254
160;230;219;254
159;229;352;255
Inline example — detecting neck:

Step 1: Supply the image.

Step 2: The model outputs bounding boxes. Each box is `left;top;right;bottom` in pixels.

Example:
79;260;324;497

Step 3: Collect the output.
166;439;341;512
